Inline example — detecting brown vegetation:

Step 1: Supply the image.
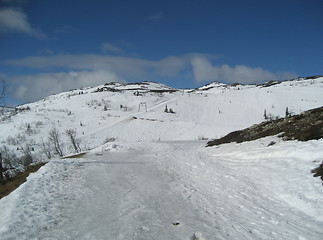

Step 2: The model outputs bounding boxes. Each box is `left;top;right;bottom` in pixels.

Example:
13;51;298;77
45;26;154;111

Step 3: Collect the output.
63;152;87;159
207;106;323;147
0;163;46;199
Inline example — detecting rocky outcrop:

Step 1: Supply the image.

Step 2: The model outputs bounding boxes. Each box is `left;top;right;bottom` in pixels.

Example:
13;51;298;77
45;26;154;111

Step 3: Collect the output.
312;162;323;183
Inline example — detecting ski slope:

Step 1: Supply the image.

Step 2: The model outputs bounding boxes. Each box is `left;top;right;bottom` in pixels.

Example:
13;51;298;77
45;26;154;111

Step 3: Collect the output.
0;78;323;239
1;78;323;152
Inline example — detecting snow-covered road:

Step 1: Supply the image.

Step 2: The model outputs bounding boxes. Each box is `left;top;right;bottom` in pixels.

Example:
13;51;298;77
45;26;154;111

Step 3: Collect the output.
41;151;213;239
0;139;322;239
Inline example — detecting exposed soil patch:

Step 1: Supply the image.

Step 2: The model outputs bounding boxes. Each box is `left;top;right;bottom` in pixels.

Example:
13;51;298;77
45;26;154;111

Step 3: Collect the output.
0;163;46;199
207;106;323;147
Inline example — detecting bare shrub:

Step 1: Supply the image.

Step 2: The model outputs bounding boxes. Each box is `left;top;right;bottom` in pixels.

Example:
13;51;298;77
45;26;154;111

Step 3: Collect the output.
7;134;26;146
104;137;116;144
0;146;18;168
198;136;208;141
101;99;110;111
0;144;34;181
35;121;43;127
25;123;33;135
66;129;81;153
49;128;64;157
120;104;132;111
41;138;52;160
0;147;19;183
21;144;33;166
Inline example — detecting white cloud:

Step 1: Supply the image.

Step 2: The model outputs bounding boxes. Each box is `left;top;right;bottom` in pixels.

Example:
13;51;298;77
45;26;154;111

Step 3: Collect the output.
191;58;219;83
191;57;297;84
219;64;276;83
101;42;124;55
152;56;187;77
0;7;46;38
4;54;191;103
4;54;298;102
10;70;126;102
4;54;190;79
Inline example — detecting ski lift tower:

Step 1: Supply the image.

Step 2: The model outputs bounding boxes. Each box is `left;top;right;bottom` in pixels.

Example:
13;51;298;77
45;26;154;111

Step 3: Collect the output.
138;102;147;112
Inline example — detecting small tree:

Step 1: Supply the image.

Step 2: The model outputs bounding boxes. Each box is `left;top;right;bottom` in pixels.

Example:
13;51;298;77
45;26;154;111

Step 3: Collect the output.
66;129;81;153
285;107;292;118
264;109;268;120
26;123;33;135
164;105;168;113
49;128;64;157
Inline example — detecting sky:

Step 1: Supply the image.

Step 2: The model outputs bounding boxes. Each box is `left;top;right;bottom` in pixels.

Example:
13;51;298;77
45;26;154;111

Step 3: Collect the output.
0;0;322;105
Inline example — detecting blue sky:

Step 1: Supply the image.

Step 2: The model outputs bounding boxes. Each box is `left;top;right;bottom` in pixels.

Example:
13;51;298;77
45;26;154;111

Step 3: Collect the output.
0;0;322;105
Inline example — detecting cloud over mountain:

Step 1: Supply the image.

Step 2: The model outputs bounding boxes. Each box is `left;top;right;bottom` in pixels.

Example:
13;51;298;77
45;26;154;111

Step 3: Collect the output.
191;58;297;84
4;53;297;103
11;70;125;102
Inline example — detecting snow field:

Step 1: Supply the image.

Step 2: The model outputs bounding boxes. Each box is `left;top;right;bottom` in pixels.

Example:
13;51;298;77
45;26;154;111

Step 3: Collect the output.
0;78;323;239
1;78;323;155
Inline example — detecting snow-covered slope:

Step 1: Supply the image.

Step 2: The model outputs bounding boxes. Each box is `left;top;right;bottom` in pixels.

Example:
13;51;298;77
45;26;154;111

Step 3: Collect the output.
1;77;323;157
0;77;323;239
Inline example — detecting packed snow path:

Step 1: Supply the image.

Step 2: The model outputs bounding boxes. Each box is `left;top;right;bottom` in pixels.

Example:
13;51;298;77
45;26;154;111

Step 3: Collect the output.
0;140;322;239
41;151;212;239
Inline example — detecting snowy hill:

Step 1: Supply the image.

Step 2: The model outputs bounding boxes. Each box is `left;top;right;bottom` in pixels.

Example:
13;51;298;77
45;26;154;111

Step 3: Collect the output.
2;77;323;155
0;76;323;239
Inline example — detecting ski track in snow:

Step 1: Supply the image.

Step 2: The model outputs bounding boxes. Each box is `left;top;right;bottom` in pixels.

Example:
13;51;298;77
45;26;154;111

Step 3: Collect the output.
85;95;184;137
156;140;323;240
1;79;323;239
